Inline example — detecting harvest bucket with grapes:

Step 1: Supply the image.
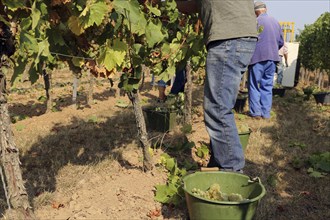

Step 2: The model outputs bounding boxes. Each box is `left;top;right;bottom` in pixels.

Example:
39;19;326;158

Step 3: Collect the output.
183;171;266;220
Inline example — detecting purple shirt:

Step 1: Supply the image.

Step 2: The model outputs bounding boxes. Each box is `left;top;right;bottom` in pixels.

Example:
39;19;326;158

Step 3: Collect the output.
250;13;284;65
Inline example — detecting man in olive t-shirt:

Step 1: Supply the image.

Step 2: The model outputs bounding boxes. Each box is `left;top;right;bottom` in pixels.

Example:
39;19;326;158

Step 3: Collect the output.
177;0;257;172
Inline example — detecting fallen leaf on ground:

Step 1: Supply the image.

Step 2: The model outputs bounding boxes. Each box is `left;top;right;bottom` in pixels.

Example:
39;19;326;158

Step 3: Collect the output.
279;191;293;198
298;191;311;196
147;208;161;218
52;202;65;209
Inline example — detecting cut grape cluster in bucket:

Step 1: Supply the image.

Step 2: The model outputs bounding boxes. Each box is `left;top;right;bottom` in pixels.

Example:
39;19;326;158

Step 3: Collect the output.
191;183;248;202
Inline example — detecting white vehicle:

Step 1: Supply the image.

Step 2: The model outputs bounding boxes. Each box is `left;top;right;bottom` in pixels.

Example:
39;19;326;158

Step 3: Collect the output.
280;42;300;87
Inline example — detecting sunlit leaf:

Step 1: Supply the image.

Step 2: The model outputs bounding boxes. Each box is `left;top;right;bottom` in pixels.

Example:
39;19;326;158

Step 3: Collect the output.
67;16;84;35
145;21;166;47
146;4;161;16
98;39;127;71
158;65;175;82
154;185;175;203
79;1;109;28
31;1;41;29
165;158;176;172
113;0;147;35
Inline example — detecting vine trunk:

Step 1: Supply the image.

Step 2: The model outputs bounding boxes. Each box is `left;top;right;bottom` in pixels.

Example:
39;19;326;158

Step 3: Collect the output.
0;72;35;219
127;91;153;171
43;69;53;113
184;62;192;125
87;69;94;106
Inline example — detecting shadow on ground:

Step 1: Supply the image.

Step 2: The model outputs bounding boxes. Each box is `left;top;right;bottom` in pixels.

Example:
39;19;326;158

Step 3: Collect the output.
8;88;119;119
0;108;142;214
244;88;330;219
1;82;328;219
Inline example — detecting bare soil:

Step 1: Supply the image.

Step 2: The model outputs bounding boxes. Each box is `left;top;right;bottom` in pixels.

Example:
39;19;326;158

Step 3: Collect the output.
1;68;329;220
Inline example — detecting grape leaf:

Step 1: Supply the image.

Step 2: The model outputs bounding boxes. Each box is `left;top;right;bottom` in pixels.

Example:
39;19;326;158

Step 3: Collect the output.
165;158;176;172
309;170;325;178
11;59;27;85
48;29;66;46
2;0;25;11
67;16;84;35
35;39;53;67
31;1;41;29
79;1;109;28
160;153;171;160
169;175;180;185
161;43;171;57
113;0;147;36
145;21;167;47
112;39;127;65
158;65;175;82
146;4;161;16
196;145;209;159
71;57;84;67
19;31;39;54
28;65;40;84
20;18;32;30
98;39;127;71
39;2;48;15
154;185;176;203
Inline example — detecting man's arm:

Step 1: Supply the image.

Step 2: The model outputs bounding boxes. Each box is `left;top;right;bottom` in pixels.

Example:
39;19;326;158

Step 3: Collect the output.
176;0;199;14
283;43;289;67
284;53;288;67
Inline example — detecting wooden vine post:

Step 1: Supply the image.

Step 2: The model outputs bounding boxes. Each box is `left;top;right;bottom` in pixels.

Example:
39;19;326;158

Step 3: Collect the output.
72;73;80;108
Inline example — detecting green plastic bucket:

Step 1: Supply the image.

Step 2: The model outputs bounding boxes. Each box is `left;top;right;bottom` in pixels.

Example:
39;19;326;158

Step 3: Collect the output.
183;171;266;220
239;129;251;152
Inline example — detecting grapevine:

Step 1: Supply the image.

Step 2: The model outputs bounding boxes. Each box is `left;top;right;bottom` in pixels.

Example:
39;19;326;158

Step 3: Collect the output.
1;0;206;172
298;12;330;89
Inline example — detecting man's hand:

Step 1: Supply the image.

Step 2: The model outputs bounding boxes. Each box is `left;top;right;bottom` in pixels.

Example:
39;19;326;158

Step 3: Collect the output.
284;54;288;67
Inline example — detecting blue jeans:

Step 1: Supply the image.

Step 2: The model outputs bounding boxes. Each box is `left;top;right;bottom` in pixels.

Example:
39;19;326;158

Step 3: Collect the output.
204;38;257;171
248;61;276;118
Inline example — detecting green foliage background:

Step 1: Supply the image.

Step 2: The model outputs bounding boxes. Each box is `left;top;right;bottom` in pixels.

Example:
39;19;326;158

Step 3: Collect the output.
1;0;206;92
298;12;330;76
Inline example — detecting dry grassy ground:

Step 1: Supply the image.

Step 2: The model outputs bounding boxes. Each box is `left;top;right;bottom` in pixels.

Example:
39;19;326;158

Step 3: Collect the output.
0;68;329;219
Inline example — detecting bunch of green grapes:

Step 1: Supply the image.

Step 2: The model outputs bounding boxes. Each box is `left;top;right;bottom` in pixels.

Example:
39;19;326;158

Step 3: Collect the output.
191;183;246;202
